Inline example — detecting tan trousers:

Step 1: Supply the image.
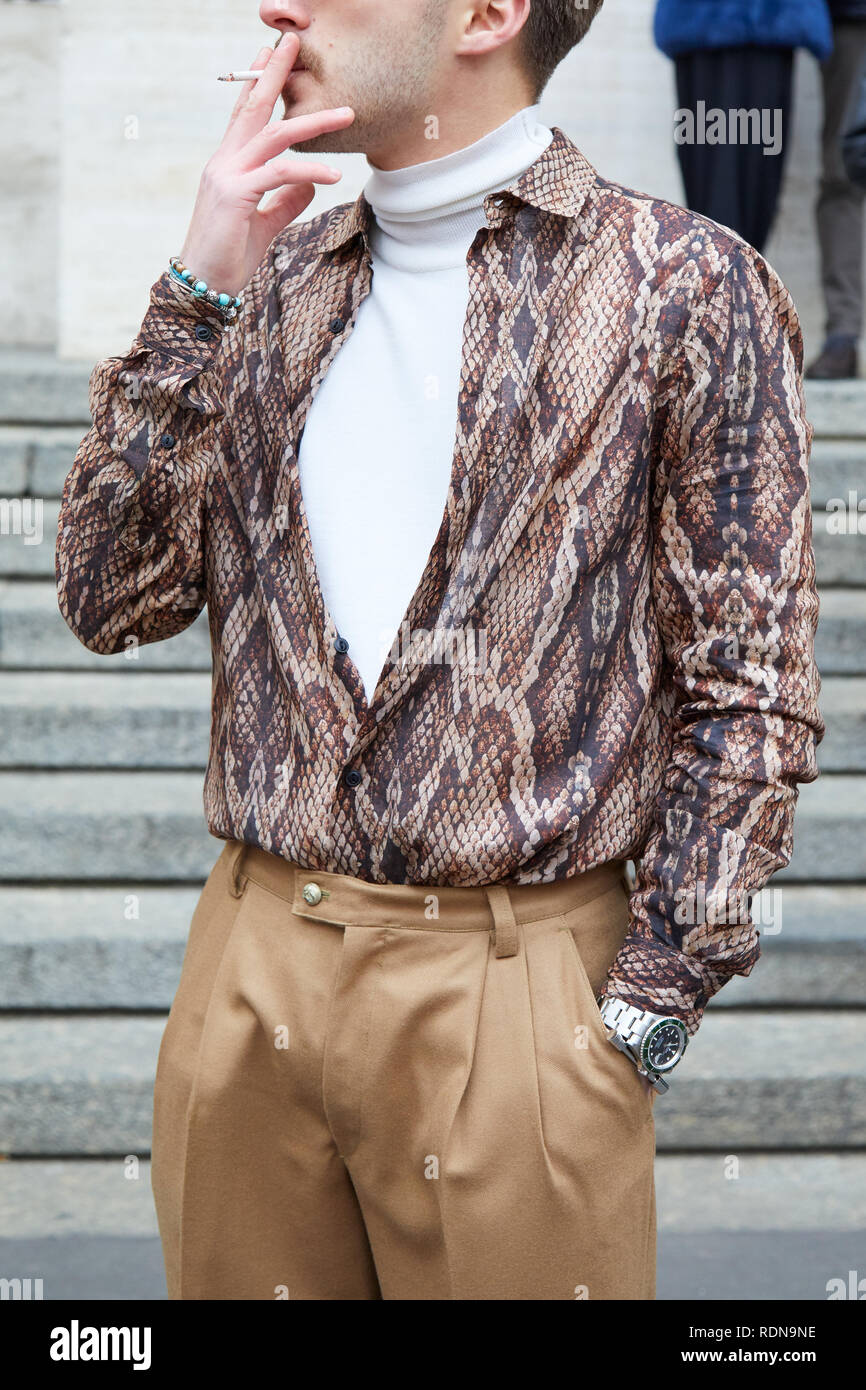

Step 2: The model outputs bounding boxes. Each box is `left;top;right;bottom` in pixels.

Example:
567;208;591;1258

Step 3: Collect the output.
151;840;657;1300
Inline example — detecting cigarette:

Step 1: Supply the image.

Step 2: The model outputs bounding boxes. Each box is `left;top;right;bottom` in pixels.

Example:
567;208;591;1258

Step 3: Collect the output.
218;71;264;82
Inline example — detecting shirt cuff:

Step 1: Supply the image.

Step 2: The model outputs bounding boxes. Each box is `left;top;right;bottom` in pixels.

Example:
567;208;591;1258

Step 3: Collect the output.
597;928;762;1038
136;268;239;366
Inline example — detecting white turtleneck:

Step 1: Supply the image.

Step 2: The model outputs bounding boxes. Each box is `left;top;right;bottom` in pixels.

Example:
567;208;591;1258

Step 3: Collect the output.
296;105;553;700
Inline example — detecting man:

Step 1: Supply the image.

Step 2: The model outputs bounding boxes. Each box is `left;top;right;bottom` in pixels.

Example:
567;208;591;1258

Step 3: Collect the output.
55;0;823;1301
653;0;833;253
843;53;866;188
807;0;866;379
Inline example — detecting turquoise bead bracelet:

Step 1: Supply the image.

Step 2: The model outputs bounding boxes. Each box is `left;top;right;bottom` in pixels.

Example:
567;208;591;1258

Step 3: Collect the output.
169;256;243;322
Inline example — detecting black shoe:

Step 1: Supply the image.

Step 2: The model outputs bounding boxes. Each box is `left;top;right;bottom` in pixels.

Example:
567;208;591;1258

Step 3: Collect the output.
805;339;859;380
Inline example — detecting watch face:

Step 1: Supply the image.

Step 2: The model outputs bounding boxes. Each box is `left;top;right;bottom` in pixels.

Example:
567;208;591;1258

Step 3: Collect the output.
642;1019;687;1073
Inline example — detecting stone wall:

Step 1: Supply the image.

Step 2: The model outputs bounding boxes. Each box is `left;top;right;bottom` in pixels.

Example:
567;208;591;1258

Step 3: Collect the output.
0;0;61;349
0;0;856;361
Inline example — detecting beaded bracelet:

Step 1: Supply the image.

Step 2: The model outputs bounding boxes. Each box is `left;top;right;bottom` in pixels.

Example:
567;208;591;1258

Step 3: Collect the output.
169;256;244;323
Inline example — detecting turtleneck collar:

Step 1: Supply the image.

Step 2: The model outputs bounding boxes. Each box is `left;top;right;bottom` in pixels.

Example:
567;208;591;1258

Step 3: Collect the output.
362;105;553;271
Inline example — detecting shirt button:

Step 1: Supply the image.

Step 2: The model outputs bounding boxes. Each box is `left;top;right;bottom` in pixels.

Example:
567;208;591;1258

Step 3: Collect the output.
335;636;349;654
343;768;362;789
301;882;323;906
329;316;345;334
160;432;176;449
194;324;213;341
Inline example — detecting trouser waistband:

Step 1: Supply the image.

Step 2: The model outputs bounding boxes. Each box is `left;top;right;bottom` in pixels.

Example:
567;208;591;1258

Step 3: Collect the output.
222;840;629;960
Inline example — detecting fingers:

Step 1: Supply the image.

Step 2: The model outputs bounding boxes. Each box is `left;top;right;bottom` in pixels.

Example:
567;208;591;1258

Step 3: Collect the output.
223;32;300;154
238;106;355;173
244;157;343;199
223;46;274;141
255;181;316;244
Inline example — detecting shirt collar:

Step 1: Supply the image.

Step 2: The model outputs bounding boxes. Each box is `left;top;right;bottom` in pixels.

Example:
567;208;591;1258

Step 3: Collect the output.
317;124;596;255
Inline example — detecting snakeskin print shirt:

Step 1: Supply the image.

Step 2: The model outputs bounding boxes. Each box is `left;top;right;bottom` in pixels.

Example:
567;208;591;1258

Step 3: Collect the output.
56;126;824;1033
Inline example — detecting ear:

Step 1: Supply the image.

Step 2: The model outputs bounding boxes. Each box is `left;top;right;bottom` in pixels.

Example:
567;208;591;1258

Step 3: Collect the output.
453;0;531;61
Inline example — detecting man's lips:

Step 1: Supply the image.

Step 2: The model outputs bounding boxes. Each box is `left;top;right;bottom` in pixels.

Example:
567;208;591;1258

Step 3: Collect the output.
280;54;314;99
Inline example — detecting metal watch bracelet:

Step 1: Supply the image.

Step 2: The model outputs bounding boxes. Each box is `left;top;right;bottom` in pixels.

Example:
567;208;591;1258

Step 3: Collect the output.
597;995;687;1094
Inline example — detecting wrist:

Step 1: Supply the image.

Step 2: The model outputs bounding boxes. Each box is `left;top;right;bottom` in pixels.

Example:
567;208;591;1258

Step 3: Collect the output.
177;244;247;302
169;257;244;322
136;271;230;364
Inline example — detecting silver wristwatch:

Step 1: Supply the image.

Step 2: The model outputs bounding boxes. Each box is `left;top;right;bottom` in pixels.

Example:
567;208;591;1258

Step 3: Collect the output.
597;996;688;1094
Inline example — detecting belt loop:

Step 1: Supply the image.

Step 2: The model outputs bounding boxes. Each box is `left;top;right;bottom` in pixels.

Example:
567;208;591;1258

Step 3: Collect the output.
227;841;248;899
484;884;519;958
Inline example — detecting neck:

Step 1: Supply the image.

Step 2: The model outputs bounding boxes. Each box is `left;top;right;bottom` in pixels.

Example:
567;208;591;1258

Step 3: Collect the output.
363;104;553;271
364;91;537;170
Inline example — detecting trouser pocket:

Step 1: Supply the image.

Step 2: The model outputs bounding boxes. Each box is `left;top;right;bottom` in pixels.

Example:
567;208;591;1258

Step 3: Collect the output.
556;881;655;1122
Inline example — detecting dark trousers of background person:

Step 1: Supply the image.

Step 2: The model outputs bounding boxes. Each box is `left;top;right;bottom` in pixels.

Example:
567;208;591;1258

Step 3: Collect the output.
674;46;794;252
817;22;866;341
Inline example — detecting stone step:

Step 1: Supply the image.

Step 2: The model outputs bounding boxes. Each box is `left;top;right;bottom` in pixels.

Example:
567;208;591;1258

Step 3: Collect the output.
1;1156;864;1302
2;1153;864;1237
0;425;88;499
1;580;864;675
0;1011;862;1154
0;429;864;532
0;770;861;882
0;772;215;880
717;880;866;1004
0;352;91;427
808;438;865;506
0;372;863;472
817;677;866;771
812;514;866;585
0;886;202;1009
0;427;85;503
0;672;211;767
5;496;865;585
656;1153;866;1233
0;429;88;509
803;380;866;440
814;589;864;673
0;670;857;771
1;432;864;536
0;883;861;1011
0;581;211;670
0;498;58;574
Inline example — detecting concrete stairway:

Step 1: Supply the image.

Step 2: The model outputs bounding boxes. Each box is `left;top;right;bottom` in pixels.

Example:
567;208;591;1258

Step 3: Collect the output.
1;349;865;1296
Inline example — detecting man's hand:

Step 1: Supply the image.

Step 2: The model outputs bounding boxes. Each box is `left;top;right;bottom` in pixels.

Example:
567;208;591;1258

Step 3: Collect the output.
178;32;356;298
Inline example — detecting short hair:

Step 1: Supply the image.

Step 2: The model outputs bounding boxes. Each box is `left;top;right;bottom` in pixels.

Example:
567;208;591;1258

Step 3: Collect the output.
518;0;605;100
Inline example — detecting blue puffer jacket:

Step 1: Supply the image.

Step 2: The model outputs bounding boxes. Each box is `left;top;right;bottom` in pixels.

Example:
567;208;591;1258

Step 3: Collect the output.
654;0;834;61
